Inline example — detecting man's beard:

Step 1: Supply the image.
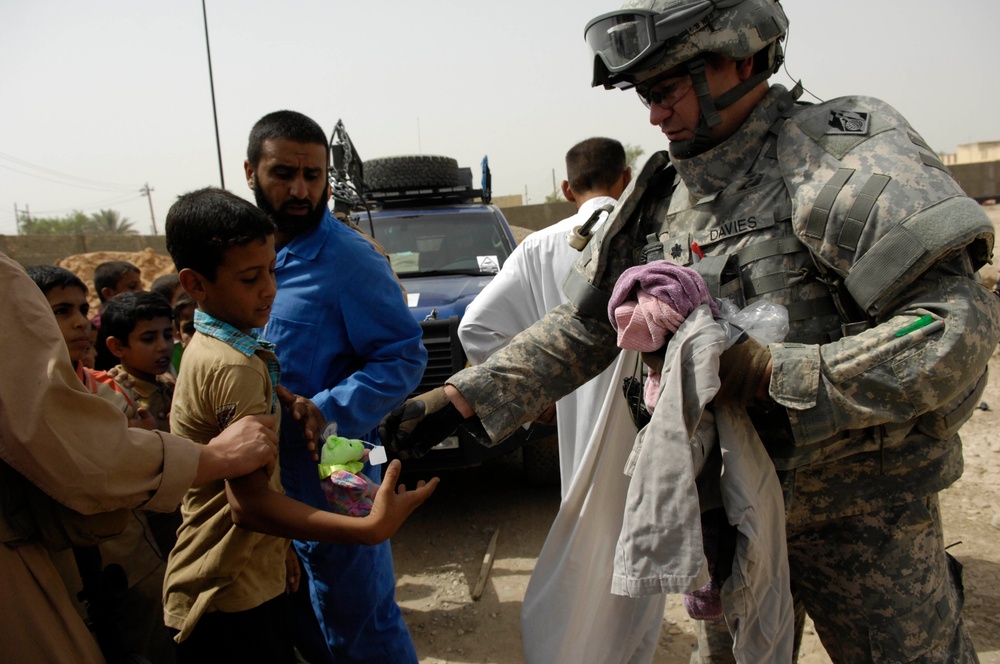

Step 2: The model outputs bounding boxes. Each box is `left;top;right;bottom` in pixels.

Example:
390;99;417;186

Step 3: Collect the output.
252;176;328;236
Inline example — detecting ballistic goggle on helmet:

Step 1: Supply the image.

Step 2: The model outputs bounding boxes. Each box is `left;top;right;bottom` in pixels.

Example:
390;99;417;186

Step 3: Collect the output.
586;0;788;90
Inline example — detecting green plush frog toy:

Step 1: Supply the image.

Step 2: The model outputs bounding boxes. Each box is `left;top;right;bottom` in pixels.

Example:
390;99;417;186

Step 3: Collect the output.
318;434;378;516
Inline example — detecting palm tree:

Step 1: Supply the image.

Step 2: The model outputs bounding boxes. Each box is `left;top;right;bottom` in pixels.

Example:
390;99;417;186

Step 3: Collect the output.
88;209;136;234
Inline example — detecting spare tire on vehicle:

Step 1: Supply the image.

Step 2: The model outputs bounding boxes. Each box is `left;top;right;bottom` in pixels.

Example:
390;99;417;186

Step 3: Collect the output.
364;155;461;191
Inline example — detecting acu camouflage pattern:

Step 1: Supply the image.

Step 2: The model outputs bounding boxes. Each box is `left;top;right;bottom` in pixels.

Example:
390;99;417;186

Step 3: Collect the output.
611;0;788;87
451;84;1000;528
693;496;978;663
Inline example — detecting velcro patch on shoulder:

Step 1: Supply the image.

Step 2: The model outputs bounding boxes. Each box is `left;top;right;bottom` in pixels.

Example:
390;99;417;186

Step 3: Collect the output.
826;110;870;135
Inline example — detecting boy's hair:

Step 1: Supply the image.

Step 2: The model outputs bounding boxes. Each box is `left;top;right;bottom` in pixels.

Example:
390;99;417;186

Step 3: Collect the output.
94;261;140;303
565;137;627;194
172;291;196;320
100;291;173;346
150;273;181;304
25;264;87;296
247;110;329;168
165;187;276;281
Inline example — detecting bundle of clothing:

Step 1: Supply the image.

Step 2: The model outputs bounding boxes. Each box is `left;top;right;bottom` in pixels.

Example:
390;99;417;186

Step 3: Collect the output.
608;260;795;663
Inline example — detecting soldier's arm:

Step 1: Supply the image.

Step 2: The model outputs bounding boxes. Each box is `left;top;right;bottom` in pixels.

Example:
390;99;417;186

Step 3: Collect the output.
448;300;620;442
769;257;1000;452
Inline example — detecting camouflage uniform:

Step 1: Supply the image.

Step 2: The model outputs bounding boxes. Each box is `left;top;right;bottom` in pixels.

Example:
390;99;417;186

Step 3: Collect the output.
450;83;998;662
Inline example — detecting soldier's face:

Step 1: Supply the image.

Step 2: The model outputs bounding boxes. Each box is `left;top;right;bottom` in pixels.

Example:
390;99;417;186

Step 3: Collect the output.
646;58;744;147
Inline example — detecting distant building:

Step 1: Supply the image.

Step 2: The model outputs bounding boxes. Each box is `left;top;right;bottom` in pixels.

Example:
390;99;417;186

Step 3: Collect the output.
492;194;524;208
939;140;1000;166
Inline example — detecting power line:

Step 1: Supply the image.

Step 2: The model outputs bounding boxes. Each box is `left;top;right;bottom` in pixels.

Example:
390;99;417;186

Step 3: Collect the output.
27;193;146;216
0;162;140;194
0;151;141;191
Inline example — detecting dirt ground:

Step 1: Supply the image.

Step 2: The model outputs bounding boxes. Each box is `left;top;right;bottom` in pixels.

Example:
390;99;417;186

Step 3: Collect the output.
391;376;1000;664
390;207;1000;663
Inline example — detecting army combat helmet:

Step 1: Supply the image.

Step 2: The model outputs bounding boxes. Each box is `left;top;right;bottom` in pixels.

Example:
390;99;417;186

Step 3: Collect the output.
586;0;788;155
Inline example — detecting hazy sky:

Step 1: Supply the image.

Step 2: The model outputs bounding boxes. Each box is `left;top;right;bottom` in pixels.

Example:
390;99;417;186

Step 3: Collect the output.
1;1;997;236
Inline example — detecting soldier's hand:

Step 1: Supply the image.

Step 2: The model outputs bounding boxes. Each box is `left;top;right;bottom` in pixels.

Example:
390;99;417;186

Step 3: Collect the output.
715;332;772;406
379;387;464;460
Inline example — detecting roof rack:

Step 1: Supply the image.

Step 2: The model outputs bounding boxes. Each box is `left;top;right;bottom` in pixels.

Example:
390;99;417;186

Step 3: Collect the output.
366;167;488;209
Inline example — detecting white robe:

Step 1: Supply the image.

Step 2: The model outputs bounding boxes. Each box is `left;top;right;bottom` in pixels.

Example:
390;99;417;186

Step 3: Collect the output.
459;196;665;664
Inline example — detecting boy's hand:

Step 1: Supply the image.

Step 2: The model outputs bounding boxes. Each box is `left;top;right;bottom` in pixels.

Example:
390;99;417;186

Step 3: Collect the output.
128;406;157;430
106;365;136;390
108;367;170;422
285;546;301;594
276;385;324;462
364;459;439;543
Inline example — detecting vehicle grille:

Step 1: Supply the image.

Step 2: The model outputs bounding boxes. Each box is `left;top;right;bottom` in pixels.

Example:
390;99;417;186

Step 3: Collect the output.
412;316;467;397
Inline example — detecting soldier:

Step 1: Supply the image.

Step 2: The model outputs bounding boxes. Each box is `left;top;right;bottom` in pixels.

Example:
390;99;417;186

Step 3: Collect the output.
382;0;998;662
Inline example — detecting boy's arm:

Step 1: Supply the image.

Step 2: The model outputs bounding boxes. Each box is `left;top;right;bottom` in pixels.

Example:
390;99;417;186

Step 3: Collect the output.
225;459;437;546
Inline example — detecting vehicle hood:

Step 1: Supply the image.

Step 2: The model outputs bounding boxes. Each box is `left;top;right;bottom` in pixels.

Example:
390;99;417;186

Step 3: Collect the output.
401;274;495;322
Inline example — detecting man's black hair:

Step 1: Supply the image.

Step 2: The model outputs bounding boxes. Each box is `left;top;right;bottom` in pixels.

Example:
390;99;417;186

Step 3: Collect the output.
566;137;627;194
93;261;140;303
100;291;173;347
165;187;275;281
247;110;329;168
25;264;88;296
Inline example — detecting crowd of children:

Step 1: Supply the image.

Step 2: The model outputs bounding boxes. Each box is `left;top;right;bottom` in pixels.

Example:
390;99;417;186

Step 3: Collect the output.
23;187;437;663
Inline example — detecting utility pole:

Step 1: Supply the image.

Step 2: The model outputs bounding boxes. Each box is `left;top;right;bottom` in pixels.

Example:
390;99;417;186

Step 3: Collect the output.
13;203;19;234
140;183;157;234
202;0;225;188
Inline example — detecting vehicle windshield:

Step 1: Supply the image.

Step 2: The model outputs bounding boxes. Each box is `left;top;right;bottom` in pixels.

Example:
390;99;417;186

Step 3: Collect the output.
372;211;511;276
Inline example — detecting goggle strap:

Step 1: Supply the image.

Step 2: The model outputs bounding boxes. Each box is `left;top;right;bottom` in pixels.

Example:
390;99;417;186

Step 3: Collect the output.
714;67;773;111
686;58;723;128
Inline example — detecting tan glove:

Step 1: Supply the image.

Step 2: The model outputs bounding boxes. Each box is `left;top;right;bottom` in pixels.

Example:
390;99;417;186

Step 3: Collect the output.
714;333;772;406
379;387;463;460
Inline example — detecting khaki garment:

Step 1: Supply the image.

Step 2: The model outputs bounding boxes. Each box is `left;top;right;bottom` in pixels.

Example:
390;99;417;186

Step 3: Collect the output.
163;332;287;642
0;252;200;662
126;369;175;434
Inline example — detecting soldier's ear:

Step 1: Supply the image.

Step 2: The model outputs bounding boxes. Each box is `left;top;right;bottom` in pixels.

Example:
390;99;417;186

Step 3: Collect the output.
736;55;755;81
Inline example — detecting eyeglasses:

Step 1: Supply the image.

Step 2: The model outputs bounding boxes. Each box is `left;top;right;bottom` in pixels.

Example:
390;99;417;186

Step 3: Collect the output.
636;75;693;109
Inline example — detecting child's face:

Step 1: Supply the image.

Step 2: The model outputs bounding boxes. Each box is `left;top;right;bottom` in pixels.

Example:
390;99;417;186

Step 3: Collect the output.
199;237;277;334
108;270;143;300
112;316;174;379
173;305;196;349
44;285;91;363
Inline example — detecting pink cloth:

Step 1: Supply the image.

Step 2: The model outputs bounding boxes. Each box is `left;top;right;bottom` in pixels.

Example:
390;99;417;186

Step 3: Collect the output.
608;261;719;340
613;291;687;352
609;261;718;412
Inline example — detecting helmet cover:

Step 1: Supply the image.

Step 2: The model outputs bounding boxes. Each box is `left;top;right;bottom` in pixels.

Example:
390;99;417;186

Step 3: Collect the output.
588;0;788;89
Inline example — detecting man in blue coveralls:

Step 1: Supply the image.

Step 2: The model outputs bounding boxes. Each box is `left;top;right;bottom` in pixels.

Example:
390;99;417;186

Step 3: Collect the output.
244;110;427;663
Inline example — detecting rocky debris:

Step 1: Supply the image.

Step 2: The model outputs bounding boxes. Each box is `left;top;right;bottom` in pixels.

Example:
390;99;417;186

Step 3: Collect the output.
56;247;175;311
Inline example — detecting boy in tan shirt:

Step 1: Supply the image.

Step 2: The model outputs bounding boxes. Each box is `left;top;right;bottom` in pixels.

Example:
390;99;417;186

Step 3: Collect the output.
162;187;437;662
